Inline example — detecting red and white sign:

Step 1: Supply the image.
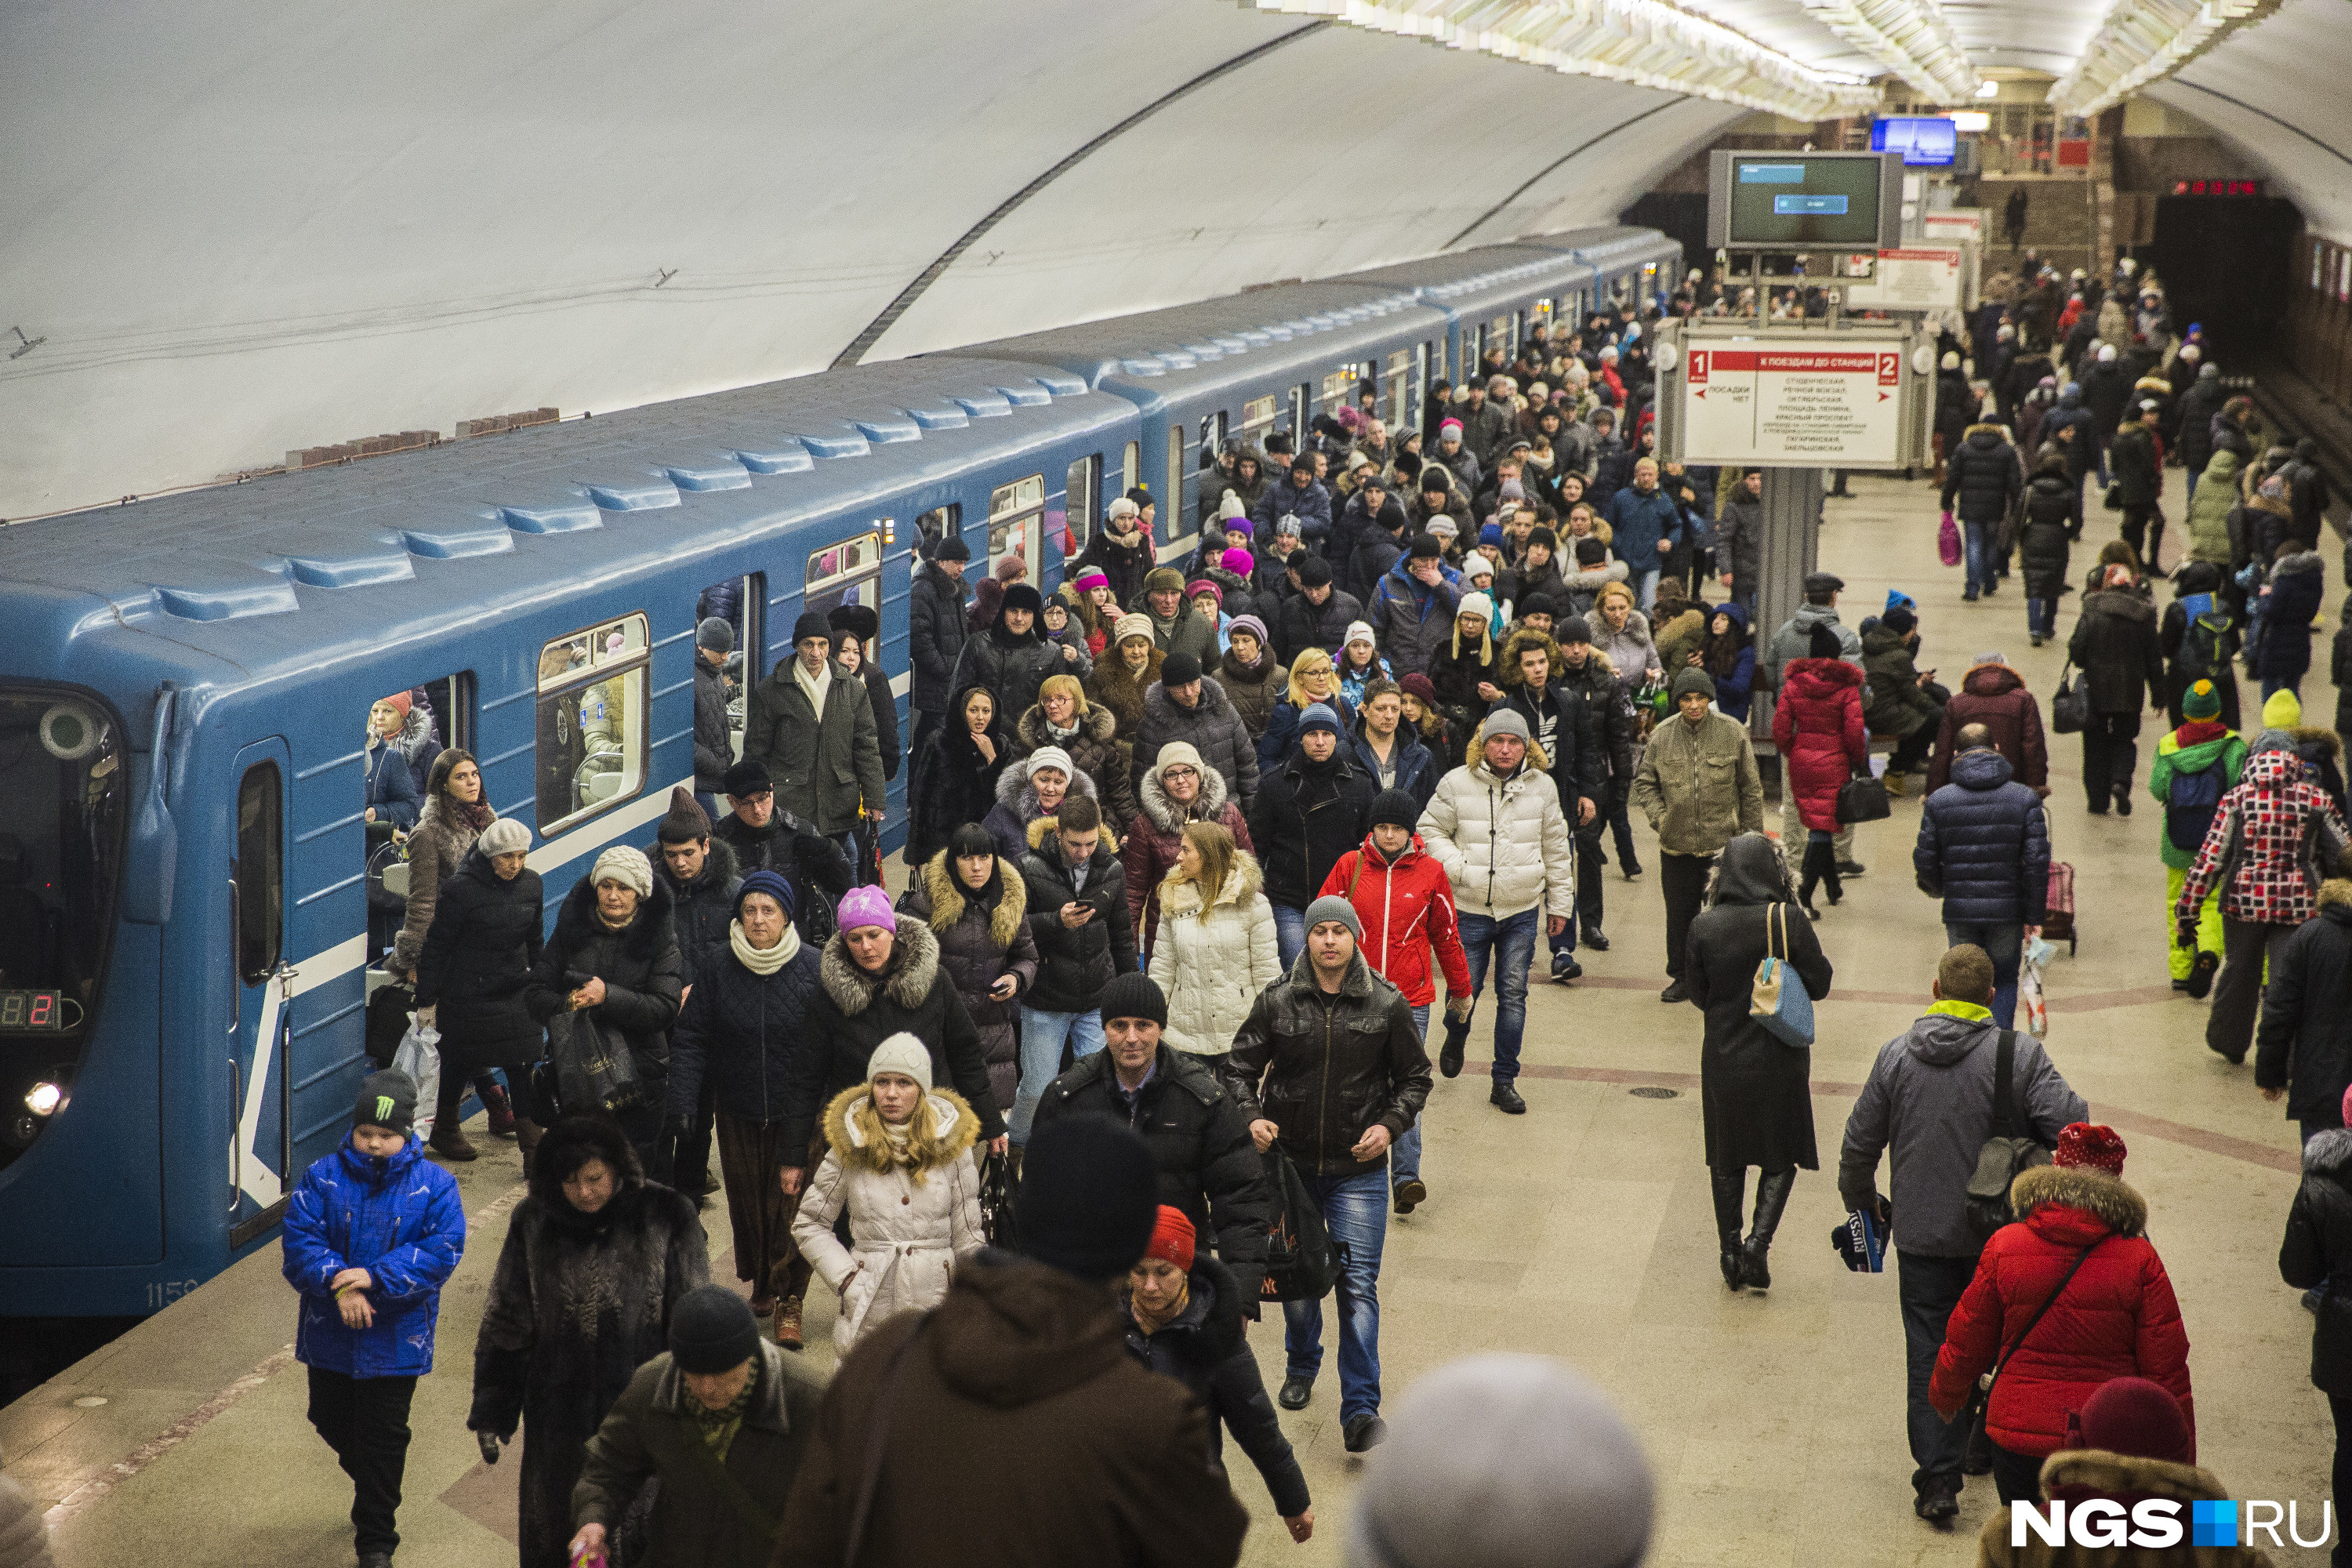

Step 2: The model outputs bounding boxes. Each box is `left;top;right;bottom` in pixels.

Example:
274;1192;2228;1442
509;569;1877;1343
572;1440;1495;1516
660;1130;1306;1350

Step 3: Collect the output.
1844;246;1965;309
1922;210;1984;241
1681;340;1908;464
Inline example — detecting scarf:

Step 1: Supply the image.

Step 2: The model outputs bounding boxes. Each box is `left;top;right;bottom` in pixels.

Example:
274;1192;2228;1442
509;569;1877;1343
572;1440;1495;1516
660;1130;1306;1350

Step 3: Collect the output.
686;1374;757;1461
1046;716;1080;746
1131;1279;1192;1338
730;918;800;975
793;655;832;713
2174;719;2229;746
445;796;493;834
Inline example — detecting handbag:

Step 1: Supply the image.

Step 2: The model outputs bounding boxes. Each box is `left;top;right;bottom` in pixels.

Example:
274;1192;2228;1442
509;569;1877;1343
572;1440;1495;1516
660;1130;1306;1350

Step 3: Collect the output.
1259;1145;1341;1304
1937;509;1963;568
978;1149;1020;1250
1836;771;1892;825
2103;481;2124;512
548;1006;646;1116
2049;662;2089;735
1965;1030;2053;1246
1749;902;1816;1047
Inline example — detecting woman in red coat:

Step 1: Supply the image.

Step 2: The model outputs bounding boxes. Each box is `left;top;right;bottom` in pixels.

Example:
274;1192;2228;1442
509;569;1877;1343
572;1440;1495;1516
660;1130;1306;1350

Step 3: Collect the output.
1770;624;1868;917
1929;1123;2194;1507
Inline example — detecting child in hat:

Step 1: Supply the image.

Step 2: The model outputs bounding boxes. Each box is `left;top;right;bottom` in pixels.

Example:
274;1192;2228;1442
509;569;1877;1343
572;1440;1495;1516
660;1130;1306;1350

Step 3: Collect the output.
2147;678;2245;997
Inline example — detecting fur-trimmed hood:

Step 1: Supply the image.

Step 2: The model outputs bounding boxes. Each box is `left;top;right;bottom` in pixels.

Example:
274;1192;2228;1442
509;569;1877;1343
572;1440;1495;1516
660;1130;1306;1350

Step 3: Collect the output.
993;753;1101;815
1014;702;1118;755
1120;1251;1248;1363
1463;713;1553;778
2296;728;2345;763
646;832;740;895
2010;1163;2148;1239
1155;851;1264;918
1023;810;1119;854
1495;625;1564;689
2028;1446;2232;1514
818;1081;979;1171
1137;755;1230;833
550;863;677;960
819;914;943;1016
918;850;1029;949
2304;1124;2352;1178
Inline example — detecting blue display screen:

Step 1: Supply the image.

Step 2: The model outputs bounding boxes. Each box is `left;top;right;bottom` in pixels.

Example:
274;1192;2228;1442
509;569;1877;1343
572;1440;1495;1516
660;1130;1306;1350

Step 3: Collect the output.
1773;194;1849;216
1871;117;1958;168
1739;165;1807;183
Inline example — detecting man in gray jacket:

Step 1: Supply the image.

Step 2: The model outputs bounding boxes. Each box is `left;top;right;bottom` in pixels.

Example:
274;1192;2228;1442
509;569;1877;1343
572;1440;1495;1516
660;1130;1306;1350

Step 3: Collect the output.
1836;944;2085;1526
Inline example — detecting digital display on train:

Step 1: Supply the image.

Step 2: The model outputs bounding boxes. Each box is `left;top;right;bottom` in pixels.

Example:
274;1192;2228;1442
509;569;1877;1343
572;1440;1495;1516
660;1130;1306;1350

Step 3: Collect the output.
1726;158;1887;247
0;990;64;1030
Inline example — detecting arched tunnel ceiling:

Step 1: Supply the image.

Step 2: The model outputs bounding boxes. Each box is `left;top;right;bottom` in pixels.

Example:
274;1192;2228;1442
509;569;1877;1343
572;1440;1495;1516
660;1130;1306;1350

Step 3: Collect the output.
2;0;2345;522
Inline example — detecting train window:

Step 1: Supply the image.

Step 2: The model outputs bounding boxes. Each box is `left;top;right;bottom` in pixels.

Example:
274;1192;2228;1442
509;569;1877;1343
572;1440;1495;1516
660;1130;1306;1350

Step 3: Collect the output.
1061;462;1095;554
1166;425;1183;539
0;691;125;1023
1121;441;1140;496
987;478;1042;586
1385;350;1412;432
1239;394;1278;449
535;612;648;833
1196;412;1225;470
807;530;884;623
1320;366;1356;414
235;762;282;985
914;505;961;563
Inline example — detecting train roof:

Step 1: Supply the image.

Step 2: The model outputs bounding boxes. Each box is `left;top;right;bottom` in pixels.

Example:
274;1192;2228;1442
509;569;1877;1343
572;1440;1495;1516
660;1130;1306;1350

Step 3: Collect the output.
1323;241;1595;308
0;357;1128;681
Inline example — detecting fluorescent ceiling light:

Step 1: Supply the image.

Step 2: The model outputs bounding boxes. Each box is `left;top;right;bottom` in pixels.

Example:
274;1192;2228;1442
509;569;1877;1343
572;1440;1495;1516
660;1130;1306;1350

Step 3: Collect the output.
1976;78;2001;96
2047;0;2282;114
1246;0;1880;121
1792;0;1980;101
1950;109;1991;129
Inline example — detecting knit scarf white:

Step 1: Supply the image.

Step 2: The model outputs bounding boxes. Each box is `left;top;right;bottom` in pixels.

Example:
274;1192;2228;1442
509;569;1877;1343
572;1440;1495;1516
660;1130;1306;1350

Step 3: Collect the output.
793;655;832;712
730;918;800;975
1046;717;1080;745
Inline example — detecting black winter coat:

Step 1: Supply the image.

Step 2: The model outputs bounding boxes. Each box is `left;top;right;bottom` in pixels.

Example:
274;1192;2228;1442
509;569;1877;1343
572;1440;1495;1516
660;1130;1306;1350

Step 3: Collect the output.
2080;361;2132;437
2018;474;2078;600
907;703;1011;867
1033;1045;1273;1282
950;615;1065;738
1561;652;1639;785
691;657;732;795
1915;750;2052;926
781;916;1003;1158
1117;1255;1308;1516
2259;550;2325;685
851;657;902;783
1940;425;2024;525
909;563;971;714
1273;586;1366;667
1018;831;1139;1013
2256;898;2352;1122
470;1117;707;1568
1075;524;1156;613
1681;839;1833;1171
711;811;854;945
2110;422;2162;508
416;848;546;1074
1250;750;1376;910
900;852;1039;1118
2282;1127;2352;1396
1133;676;1259;816
645;834;741;991
664;929;827;1125
527;875;686;1083
2067;587;2165;717
1014;703;1140;832
2176;378;2227;472
1221;952;1432;1181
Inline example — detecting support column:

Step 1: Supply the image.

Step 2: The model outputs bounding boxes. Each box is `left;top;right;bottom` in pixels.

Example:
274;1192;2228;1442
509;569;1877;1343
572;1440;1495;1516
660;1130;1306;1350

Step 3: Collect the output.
1751;466;1824;753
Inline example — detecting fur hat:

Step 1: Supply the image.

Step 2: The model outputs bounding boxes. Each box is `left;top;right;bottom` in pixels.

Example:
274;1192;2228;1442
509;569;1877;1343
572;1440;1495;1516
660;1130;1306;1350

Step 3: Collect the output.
866;1033;933;1092
836;884;896;934
723;758;771;798
590;845;653;899
479;817;531;858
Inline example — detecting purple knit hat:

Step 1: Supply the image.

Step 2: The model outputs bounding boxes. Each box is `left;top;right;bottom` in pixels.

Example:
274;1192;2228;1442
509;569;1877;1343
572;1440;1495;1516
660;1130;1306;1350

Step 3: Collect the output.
837;885;897;934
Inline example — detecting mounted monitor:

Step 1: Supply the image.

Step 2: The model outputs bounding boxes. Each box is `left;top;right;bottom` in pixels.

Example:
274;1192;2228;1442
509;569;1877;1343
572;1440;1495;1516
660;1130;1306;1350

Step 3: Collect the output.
1872;117;1958;167
1707;151;1904;252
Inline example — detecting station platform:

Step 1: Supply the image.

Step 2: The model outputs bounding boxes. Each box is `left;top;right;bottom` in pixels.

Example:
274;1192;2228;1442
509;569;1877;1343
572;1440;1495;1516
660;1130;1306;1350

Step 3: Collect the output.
2;471;2333;1567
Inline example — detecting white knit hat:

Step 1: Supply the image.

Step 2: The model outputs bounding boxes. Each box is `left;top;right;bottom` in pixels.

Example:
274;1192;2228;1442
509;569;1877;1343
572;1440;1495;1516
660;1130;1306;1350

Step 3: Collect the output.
1461;550;1497;583
1218;491;1247;522
479;817;531;857
1026;745;1075;783
866;1033;933;1093
590;844;652;899
1458;591;1495;624
1345;619;1377;650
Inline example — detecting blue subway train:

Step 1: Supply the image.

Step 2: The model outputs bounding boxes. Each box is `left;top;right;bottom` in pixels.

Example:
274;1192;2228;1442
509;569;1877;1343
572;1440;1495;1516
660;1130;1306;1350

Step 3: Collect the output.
0;227;1675;1316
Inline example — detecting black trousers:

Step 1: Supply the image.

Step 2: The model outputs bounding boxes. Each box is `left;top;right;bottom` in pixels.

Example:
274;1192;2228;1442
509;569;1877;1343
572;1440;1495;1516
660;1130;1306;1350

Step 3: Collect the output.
2081;711;2141;808
1661;851;1714;978
2210;917;2294;1064
1889;718;1938;775
1573;819;1607;935
2120;503;2163;568
307;1366;417;1556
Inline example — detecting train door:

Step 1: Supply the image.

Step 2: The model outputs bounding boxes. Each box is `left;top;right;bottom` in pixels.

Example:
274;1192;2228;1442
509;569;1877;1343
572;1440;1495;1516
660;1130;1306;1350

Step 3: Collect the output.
1164;424;1183;543
988;474;1044;585
228;739;292;1237
695;574;762;768
1287;386;1307;448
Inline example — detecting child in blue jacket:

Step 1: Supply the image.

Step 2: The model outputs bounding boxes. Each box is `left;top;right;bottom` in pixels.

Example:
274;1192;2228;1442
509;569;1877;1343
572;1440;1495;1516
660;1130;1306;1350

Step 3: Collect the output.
282;1069;465;1568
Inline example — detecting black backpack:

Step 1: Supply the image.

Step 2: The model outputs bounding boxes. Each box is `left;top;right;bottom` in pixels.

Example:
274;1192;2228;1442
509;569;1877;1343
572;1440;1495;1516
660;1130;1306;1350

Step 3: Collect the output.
2165;750;2228;853
1259;1147;1341;1304
1965;1030;2051;1246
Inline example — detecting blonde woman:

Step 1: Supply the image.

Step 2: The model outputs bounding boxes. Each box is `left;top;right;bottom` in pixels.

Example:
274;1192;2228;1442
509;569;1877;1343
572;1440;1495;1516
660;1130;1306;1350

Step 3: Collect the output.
1011;673;1138;829
1147;823;1279;1058
789;1034;984;1352
1256;648;1357;771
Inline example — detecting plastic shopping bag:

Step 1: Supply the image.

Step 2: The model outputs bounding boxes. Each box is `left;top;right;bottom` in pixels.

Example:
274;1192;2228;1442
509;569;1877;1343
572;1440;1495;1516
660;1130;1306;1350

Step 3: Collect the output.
1938;509;1963;568
390;1016;442;1139
2018;935;2053;1039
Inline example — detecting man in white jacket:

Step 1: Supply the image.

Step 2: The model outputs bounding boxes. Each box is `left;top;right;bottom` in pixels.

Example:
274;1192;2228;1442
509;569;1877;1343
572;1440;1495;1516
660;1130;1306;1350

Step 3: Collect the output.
1417;708;1576;1115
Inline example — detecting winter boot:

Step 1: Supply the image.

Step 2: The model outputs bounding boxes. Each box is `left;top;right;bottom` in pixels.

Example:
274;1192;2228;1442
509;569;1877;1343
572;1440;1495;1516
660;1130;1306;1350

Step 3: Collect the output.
1740;1167;1796;1291
775;1295;805;1352
477;1080;517;1137
1709;1167;1749;1291
430;1075;477;1161
513;1117;543;1181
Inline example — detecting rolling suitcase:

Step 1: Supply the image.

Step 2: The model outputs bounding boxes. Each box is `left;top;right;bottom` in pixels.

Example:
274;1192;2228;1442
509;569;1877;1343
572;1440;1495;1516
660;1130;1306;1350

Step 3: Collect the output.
2041;862;2077;955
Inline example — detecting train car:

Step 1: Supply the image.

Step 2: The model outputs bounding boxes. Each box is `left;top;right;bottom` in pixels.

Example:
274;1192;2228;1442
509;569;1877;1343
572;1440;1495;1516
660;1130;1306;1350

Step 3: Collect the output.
0;358;1134;1316
938;285;1446;557
1536;225;1686;324
1328;243;1601;395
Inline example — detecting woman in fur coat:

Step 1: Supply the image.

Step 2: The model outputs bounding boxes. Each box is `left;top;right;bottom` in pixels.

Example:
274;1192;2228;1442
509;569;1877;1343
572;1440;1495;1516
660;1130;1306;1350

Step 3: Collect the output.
906;683;1007;868
898;825;1039;1120
1146;824;1279;1059
1011;674;1140;831
1085;617;1165;746
469;1116;707;1568
790;1036;985;1351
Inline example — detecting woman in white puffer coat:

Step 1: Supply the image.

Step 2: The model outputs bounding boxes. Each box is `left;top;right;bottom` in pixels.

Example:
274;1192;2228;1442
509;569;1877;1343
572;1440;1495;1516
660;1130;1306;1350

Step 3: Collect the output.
1146;823;1280;1058
789;1034;985;1352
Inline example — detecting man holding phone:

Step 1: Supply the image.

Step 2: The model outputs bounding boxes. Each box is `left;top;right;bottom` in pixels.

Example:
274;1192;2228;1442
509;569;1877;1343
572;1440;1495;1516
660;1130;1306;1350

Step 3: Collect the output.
1011;794;1138;1147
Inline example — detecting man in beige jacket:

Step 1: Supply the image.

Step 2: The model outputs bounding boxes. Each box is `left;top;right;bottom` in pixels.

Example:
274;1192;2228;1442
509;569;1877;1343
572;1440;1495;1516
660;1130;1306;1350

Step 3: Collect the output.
1631;668;1763;1003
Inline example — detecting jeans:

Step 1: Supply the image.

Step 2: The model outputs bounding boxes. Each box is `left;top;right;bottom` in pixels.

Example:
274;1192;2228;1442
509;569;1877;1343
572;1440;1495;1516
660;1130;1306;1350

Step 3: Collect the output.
1991;1442;2045;1506
1897;1250;1979;1494
1392;1005;1428;1185
1943;920;2023;1027
1661;851;1714;978
307;1367;418;1556
2082;712;2141;808
1457;909;1539;1085
2025;597;2057;639
1632;567;1661;612
1011;1007;1105;1143
2186;466;2201;508
1283;1167;1388;1421
1606;780;1642;873
1963;519;1998;599
1272;902;1307;972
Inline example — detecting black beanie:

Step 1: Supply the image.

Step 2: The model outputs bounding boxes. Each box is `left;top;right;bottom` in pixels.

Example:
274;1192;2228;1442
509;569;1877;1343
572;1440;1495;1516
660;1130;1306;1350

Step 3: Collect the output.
1096;973;1168;1029
655;784;711;845
354;1069;417;1134
668;1284;760;1374
1407;533;1443;561
1016;1117;1160;1281
933;535;971;562
1295;554;1334;588
792;611;832;647
1370;789;1422;832
1161;652;1203;687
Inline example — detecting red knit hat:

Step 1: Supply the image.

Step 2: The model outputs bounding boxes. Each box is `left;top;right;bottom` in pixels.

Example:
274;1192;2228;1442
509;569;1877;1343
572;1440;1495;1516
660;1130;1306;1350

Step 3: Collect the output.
2053;1123;2127;1175
1144;1205;1195;1272
376;691;412;717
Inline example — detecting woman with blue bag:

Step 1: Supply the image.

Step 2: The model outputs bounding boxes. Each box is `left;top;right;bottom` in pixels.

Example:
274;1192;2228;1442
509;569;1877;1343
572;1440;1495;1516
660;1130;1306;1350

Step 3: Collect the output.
1679;834;1833;1296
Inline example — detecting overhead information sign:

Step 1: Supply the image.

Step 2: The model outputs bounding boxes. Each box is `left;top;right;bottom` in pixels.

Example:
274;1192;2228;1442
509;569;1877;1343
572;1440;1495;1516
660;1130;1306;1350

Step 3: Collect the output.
1844;247;1965;309
1681;342;1909;464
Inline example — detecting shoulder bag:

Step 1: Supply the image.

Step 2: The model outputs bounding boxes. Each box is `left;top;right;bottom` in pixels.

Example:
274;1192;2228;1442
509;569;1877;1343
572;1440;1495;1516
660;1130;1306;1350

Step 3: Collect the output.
2050;662;2089;735
1965;1030;2052;1246
1963;1238;2106;1428
1749;902;1816;1048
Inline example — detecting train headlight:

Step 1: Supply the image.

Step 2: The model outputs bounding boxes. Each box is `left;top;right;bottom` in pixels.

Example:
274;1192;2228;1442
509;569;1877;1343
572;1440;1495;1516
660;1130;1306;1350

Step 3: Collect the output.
25;1081;64;1116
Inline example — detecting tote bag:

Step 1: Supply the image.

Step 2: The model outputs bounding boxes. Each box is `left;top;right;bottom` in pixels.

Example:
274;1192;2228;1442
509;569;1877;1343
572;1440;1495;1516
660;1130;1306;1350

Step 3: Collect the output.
1749;903;1816;1047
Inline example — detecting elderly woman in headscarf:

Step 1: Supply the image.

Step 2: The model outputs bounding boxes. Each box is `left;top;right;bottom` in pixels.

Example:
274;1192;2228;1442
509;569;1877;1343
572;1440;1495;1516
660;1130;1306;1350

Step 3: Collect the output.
1679;834;1832;1294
